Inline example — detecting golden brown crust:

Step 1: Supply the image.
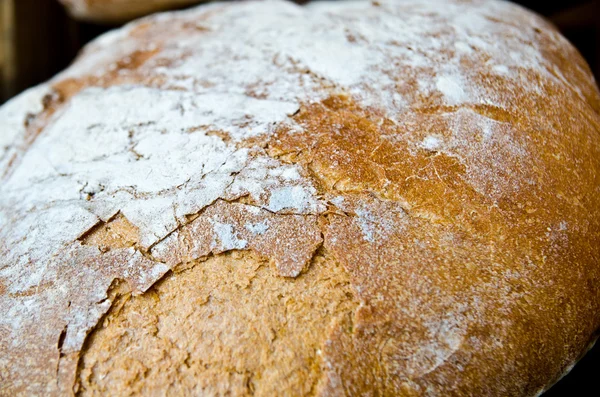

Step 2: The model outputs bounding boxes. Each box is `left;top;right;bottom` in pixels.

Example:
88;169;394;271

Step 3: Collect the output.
1;0;600;396
76;250;357;396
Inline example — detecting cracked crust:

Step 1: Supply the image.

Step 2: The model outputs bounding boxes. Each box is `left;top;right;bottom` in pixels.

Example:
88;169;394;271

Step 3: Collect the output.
76;249;357;396
1;0;600;396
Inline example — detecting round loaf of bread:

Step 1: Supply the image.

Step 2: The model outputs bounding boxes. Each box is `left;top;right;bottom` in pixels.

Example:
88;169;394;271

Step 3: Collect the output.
59;0;202;22
1;0;600;395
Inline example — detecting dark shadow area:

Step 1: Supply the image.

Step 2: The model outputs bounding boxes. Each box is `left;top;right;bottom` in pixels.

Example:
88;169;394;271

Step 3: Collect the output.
544;337;599;396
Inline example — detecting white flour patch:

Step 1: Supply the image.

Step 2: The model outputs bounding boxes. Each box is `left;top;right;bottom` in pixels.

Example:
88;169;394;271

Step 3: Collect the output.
267;185;317;213
421;135;443;151
436;75;467;105
245;220;270;235
210;220;248;251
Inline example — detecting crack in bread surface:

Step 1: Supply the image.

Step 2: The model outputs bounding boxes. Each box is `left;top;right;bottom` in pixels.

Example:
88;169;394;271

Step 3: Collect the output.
76;249;358;396
80;213;141;251
2;1;600;396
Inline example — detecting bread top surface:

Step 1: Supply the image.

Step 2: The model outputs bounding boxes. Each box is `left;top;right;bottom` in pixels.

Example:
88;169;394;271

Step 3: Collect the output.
1;0;600;395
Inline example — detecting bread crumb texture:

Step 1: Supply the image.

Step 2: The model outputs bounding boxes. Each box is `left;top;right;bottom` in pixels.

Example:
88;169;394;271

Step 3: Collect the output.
1;0;600;396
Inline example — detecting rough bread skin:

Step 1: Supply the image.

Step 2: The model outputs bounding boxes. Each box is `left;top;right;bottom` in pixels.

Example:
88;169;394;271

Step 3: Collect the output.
59;0;203;23
1;0;600;395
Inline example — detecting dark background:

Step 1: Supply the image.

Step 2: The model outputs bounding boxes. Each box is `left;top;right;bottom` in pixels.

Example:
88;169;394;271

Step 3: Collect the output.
0;1;598;395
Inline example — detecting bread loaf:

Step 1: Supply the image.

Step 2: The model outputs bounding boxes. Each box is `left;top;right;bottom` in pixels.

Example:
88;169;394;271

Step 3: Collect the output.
1;0;600;395
59;0;202;22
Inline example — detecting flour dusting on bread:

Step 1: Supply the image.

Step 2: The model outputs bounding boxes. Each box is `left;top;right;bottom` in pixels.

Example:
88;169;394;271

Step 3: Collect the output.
1;1;600;396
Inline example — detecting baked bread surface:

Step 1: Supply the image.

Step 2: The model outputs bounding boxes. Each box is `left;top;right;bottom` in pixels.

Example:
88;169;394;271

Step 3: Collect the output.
1;0;600;395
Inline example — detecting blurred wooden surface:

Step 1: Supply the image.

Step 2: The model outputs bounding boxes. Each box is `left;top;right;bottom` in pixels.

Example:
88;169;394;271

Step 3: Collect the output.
0;0;104;103
0;0;14;100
